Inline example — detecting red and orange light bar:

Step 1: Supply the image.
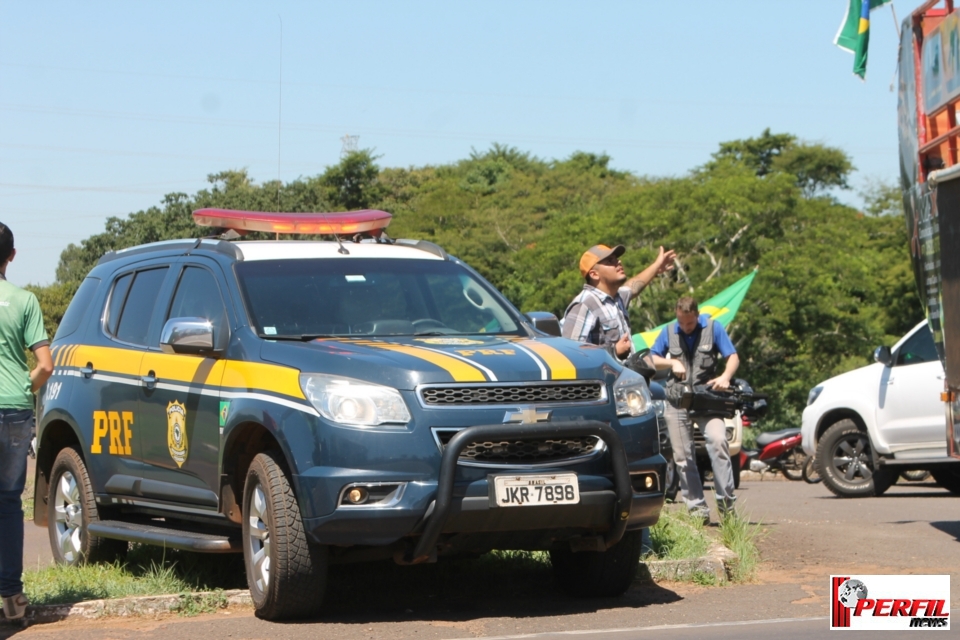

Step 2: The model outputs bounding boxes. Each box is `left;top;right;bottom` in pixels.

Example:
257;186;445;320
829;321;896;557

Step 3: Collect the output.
192;208;392;236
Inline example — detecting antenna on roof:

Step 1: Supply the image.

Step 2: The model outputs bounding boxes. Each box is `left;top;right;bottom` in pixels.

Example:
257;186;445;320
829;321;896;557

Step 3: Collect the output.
276;14;283;217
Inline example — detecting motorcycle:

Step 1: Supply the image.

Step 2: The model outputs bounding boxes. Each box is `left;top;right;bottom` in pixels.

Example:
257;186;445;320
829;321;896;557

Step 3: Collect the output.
738;428;806;481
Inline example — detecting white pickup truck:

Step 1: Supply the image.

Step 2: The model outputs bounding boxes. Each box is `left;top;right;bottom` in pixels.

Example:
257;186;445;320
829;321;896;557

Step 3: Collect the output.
801;321;960;497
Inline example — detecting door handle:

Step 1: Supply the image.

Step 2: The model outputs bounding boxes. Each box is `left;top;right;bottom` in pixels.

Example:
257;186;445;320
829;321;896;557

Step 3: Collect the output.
141;371;157;391
80;363;95;379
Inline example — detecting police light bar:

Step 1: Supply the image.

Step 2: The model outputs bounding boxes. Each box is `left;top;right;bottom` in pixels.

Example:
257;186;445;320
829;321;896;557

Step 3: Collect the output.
192;208;392;236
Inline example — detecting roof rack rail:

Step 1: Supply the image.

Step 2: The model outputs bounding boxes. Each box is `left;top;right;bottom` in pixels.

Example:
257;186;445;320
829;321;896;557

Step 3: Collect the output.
97;238;242;265
393;238;448;260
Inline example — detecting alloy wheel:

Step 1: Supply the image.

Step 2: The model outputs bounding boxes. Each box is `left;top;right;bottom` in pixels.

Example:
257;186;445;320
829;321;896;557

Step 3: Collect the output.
830;433;874;483
53;471;83;563
246;483;272;593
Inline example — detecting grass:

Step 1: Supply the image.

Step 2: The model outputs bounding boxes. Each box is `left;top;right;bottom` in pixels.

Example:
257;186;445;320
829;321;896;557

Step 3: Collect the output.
648;508;711;560
23;544;246;609
647;505;763;585
718;510;763;582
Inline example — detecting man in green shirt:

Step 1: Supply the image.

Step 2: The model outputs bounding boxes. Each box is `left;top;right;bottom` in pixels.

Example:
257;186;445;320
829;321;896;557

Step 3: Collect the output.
0;223;52;621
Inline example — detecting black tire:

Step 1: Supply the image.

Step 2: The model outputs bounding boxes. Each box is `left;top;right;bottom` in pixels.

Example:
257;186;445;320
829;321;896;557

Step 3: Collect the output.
781;449;805;481
243;451;327;620
732;453;742;490
47;446;127;565
900;470;931;482
816;420;895;498
664;458;680;502
802;455;822;484
550;531;642;597
931;467;960;495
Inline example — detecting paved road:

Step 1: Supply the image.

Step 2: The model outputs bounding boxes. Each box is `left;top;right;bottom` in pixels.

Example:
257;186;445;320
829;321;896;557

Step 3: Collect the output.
5;477;957;639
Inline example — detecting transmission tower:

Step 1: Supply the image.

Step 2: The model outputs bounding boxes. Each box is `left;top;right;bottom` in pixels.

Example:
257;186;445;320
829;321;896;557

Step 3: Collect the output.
340;134;359;158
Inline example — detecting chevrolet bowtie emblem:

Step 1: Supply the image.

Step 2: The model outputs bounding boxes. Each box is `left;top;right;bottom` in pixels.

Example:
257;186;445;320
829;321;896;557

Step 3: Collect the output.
503;407;552;423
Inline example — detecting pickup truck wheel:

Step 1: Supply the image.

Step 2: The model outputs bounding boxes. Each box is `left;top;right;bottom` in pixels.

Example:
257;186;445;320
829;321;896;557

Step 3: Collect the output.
550;530;642;597
243;451;327;620
931;467;960;495
47;447;127;565
816;420;894;498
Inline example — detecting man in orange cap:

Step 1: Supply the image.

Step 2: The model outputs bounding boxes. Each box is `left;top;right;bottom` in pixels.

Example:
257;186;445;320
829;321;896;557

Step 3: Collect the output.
561;244;676;362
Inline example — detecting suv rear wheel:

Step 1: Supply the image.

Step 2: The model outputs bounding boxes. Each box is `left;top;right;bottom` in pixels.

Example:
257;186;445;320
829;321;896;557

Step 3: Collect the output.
243;451;327;620
550;530;642;597
817;420;894;498
931;467;960;495
47;447;127;565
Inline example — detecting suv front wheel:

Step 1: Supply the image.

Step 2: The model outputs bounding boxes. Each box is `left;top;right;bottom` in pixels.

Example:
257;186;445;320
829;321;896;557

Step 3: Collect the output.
550;530;642;597
243;451;327;620
47;446;127;564
816;420;894;498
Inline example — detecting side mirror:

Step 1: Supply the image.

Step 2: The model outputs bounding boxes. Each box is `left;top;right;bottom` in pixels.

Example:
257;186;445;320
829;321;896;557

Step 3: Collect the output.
525;312;561;337
160;317;217;356
874;345;893;367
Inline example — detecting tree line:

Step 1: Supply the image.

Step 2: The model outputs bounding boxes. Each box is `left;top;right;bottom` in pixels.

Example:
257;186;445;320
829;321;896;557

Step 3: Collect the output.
31;130;918;429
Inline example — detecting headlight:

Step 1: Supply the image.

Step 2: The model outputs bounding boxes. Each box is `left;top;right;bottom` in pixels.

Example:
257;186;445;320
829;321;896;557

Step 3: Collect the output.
300;374;411;427
807;386;823;407
614;367;653;417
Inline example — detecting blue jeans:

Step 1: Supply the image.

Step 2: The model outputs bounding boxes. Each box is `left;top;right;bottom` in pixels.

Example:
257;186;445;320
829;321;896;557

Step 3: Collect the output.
0;409;33;597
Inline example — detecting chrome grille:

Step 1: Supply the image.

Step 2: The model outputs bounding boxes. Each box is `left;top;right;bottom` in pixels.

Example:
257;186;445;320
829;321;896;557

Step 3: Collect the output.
434;430;602;466
420;382;603;406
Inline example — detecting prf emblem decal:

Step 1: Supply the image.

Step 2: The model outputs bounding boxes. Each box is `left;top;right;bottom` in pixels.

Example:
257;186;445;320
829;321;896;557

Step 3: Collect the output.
166;401;188;467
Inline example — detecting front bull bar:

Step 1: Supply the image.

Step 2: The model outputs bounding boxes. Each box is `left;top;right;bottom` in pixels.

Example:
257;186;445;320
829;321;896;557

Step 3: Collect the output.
407;420;633;564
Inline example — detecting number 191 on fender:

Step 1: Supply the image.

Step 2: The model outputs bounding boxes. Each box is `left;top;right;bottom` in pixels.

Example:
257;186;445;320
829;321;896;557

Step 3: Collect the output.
489;473;580;507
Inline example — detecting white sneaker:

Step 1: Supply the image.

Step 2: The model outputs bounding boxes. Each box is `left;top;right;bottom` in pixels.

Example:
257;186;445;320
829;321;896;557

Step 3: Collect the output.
2;593;28;620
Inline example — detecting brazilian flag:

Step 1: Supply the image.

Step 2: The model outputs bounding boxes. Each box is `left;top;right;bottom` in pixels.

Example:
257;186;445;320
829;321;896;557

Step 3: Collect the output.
632;268;758;351
834;0;892;79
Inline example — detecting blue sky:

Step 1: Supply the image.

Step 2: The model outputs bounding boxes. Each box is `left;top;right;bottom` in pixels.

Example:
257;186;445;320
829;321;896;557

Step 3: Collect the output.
0;0;915;286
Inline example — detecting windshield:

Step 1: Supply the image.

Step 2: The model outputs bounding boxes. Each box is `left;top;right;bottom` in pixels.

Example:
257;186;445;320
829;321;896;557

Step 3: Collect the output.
236;258;522;338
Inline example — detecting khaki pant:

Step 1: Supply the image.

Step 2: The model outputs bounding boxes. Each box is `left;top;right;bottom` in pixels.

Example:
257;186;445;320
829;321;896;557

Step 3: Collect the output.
663;404;735;514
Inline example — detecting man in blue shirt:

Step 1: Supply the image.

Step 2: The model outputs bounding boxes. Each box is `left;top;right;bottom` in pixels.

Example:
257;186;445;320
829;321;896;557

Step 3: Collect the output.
650;296;739;522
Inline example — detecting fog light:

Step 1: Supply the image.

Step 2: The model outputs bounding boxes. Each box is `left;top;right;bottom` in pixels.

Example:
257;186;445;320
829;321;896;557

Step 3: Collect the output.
644;476;654;489
347;487;368;504
726;427;734;441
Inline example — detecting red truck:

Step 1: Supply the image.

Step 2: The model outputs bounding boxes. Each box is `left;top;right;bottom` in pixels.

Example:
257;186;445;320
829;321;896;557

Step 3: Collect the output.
898;0;960;460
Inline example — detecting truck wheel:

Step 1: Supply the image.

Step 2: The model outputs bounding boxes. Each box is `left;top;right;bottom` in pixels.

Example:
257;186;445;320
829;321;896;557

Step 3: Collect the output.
816;420;894;498
243;451;327;620
47;446;127;565
931;467;960;495
900;470;931;482
550;530;642;597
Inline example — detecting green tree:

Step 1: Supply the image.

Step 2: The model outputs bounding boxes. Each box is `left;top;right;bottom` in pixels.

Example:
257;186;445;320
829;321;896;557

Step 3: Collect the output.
35;132;920;432
707;128;854;197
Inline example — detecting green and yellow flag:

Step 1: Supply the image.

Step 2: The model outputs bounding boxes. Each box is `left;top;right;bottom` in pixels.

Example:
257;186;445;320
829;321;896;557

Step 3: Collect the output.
835;0;892;79
632;268;758;351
